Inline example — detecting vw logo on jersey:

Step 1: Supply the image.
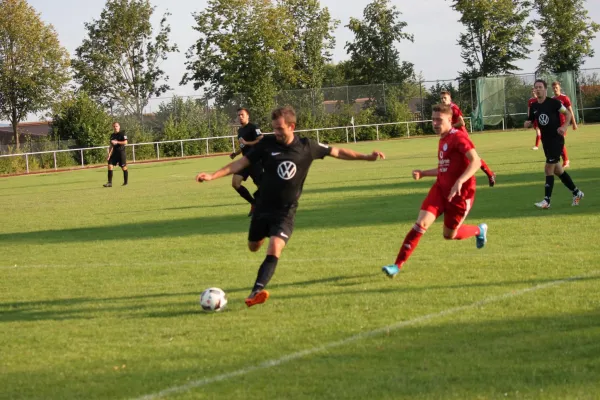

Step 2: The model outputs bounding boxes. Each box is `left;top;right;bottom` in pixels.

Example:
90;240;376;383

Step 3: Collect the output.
277;161;297;180
538;114;550;126
443;143;448;151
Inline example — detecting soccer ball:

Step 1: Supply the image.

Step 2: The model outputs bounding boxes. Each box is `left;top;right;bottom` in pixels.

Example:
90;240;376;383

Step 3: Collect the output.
199;288;227;312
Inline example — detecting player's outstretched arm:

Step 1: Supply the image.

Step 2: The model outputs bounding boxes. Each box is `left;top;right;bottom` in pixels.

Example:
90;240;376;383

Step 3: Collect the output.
329;147;385;161
412;168;437;180
196;157;251;183
448;149;481;201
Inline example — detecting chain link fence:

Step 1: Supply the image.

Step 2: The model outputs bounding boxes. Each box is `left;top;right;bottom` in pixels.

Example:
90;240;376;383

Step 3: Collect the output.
2;68;599;175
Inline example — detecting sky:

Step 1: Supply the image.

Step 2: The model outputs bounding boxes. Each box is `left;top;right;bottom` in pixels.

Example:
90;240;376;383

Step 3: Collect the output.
13;0;600;120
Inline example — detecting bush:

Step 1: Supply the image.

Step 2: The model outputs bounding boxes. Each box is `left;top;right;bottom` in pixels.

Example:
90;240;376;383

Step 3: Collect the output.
51;92;113;164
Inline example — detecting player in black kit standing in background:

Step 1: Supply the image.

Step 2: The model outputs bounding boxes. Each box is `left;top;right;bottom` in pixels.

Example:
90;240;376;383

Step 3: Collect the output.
103;122;128;187
229;108;263;216
525;80;583;209
196;106;385;307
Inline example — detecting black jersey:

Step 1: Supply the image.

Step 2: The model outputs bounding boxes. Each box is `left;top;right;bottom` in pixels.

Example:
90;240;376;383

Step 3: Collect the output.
528;98;566;139
238;123;262;156
110;131;127;151
245;135;332;211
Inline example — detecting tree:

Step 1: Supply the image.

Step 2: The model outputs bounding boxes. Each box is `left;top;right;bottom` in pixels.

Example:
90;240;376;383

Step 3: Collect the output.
278;0;339;89
182;0;296;124
51;91;113;163
450;0;534;76
535;0;600;73
0;0;70;147
322;62;349;87
72;0;178;117
344;0;414;85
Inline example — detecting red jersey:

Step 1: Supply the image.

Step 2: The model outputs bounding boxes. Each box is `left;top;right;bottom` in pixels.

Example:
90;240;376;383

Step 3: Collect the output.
436;128;476;200
528;97;537;108
553;94;571;125
450;103;463;126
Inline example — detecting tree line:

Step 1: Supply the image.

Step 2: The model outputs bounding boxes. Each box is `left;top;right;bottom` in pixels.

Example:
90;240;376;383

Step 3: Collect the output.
0;0;598;150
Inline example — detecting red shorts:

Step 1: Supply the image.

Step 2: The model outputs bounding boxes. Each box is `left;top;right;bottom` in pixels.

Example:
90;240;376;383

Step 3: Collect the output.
421;184;475;230
533;120;539;129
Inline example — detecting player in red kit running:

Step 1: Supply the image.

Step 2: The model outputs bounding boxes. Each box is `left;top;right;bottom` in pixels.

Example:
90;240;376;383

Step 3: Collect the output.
440;91;496;187
552;81;577;168
527;88;542;150
381;103;488;278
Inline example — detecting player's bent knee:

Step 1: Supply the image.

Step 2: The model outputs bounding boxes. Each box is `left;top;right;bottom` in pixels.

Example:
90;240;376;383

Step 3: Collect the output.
248;241;263;252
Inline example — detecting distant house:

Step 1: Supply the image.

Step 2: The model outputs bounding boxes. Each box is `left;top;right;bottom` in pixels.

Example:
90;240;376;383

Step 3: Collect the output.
0;121;52;146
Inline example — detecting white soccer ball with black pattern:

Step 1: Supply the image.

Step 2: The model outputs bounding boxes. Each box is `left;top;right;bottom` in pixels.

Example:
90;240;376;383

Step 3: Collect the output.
199;288;227;312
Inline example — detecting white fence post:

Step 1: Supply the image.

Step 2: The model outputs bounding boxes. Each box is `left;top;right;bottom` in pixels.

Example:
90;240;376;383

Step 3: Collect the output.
132;145;136;163
180;140;184;158
206;138;209;155
407;122;410;137
231;136;235;151
25;154;29;173
353;126;356;143
376;125;379;141
156;143;160;160
80;149;84;167
345;127;349;143
53;152;57;170
316;129;320;143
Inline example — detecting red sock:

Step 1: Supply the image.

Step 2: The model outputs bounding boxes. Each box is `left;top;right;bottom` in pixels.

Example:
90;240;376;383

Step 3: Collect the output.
453;224;480;240
394;223;426;267
480;159;493;178
562;146;569;163
535;135;541;147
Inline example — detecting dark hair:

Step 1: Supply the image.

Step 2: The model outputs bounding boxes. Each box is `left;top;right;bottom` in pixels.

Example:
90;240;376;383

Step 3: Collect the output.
236;108;250;116
432;103;453;115
534;79;547;89
271;106;297;125
552;81;561;87
440;90;451;97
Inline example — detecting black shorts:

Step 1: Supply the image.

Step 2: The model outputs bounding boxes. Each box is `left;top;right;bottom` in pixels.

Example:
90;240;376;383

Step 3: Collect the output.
248;208;295;244
542;137;564;164
236;163;262;186
109;151;127;167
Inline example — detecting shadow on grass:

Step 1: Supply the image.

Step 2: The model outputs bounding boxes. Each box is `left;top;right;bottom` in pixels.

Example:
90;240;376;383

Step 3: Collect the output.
3;274;599;322
3;309;600;400
0;168;598;245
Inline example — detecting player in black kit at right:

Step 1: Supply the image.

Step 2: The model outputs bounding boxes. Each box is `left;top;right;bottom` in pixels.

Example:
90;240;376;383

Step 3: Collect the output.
196;106;385;307
525;79;584;209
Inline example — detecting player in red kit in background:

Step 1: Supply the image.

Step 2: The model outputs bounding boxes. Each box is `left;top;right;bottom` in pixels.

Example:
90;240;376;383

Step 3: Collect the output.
528;88;542;150
552;81;577;168
440;91;496;187
381;103;488;278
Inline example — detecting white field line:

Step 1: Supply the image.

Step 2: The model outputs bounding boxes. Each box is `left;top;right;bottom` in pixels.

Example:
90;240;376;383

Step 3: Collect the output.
132;270;599;400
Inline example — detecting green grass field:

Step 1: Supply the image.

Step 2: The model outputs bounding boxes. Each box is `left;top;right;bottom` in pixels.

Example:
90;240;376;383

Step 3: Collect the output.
2;127;600;400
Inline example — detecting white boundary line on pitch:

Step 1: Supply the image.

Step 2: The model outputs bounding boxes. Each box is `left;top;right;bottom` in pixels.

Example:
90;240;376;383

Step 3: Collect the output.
132;270;599;400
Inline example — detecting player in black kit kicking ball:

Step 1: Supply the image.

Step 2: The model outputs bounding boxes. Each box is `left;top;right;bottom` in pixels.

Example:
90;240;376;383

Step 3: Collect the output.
196;106;385;307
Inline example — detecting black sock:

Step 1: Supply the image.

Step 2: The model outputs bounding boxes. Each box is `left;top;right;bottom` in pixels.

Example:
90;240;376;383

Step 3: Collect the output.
235;186;255;204
544;175;554;203
252;255;279;292
558;171;577;194
123;169;128;184
108;170;113;183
